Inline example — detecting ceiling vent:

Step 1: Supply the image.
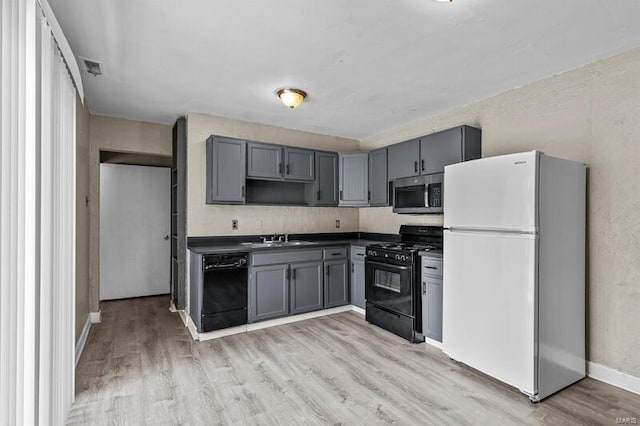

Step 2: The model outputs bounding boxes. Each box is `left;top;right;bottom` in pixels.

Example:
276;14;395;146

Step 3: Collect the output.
79;57;105;77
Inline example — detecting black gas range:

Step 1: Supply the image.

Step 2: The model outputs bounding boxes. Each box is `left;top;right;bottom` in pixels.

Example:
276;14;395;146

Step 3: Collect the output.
365;225;443;343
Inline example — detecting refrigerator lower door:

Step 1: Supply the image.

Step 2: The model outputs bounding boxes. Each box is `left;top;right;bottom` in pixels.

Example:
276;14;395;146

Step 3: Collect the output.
443;229;537;397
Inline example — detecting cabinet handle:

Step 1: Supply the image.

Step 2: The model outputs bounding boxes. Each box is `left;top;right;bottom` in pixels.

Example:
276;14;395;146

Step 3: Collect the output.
286;164;290;174
368;190;371;202
330;252;341;256
317;190;321;200
278;163;282;174
241;185;245;197
421;159;425;171
340;190;343;201
425;266;438;270
414;161;418;173
286;267;290;280
423;281;426;295
292;268;296;280
352;263;354;273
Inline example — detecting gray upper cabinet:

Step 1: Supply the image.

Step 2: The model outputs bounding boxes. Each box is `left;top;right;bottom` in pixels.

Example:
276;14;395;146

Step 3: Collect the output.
387;138;420;180
250;264;289;322
284;147;314;181
314;152;339;206
420;126;481;175
368;147;388;206
290;261;323;315
247;142;283;179
339;153;369;206
324;259;349;308
206;136;246;204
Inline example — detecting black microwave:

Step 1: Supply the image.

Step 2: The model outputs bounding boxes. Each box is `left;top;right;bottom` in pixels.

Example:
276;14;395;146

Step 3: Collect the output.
392;173;443;214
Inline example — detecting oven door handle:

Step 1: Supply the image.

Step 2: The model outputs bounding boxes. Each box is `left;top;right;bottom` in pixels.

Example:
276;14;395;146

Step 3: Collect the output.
366;260;412;271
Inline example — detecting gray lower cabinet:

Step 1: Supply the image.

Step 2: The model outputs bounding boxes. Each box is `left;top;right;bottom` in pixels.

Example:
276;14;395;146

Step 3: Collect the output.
284;147;314;181
314;151;338;206
250;264;289;322
387;138;420;180
324;259;349;308
350;245;366;309
339;153;369;206
290;261;323;314
368;147;388;206
206;136;246;204
247;142;283;179
421;257;443;342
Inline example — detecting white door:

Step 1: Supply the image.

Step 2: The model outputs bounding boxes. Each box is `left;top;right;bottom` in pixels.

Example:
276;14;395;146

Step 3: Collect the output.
100;164;171;300
443;151;538;232
442;229;537;395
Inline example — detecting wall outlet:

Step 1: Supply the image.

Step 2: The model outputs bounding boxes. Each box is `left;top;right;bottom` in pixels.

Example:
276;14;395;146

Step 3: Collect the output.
232;219;238;230
335;219;340;229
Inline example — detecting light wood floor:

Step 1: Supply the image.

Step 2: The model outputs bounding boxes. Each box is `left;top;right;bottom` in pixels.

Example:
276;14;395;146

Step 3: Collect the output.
69;296;640;425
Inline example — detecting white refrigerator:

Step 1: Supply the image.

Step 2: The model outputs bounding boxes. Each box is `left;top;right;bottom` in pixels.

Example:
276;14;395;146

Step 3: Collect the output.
442;151;586;402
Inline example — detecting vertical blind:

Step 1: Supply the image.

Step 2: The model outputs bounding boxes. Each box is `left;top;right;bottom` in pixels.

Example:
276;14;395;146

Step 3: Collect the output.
1;0;77;424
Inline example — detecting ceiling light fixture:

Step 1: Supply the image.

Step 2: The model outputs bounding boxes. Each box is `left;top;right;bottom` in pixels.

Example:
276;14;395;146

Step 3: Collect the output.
436;0;453;2
277;88;307;109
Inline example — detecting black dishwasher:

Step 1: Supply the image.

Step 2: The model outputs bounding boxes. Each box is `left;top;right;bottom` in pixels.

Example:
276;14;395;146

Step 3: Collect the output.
201;253;248;332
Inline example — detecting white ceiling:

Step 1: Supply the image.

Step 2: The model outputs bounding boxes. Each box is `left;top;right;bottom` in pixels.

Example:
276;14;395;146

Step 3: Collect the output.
49;0;640;139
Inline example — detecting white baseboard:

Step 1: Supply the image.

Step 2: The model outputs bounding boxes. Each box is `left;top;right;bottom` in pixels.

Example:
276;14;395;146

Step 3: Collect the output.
588;362;640;396
423;336;443;349
247;305;353;332
351;306;365;316
188;305;355;342
89;311;101;323
75;315;92;366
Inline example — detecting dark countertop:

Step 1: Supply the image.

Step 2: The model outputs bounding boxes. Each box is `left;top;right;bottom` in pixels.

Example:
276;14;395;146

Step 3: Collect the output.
187;232;398;255
187;239;387;255
187;232;400;254
418;250;443;259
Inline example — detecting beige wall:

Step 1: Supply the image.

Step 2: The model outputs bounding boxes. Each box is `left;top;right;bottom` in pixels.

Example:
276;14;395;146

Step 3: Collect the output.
75;95;91;341
360;46;640;377
88;115;172;312
186;113;360;236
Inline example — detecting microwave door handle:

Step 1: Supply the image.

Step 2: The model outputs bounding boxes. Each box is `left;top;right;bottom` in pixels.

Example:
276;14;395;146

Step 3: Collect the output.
425;184;430;208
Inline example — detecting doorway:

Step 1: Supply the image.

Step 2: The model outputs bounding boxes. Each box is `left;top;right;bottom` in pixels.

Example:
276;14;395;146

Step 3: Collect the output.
99;163;171;300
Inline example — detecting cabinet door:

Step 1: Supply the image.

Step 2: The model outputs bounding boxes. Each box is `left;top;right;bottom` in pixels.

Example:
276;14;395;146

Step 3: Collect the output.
290;262;323;315
368;147;388;206
419;127;462;175
339;153;368;206
387;138;420;180
314;152;338;206
250;264;289;322
350;260;365;309
422;276;443;342
247;142;283;179
284;147;314;181
324;259;349;308
206;136;246;204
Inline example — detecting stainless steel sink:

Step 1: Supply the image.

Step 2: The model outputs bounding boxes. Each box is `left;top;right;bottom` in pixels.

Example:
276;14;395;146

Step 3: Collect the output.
240;240;318;248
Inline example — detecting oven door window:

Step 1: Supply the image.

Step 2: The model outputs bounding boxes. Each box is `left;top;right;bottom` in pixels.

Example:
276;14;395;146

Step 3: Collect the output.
395;184;426;209
365;260;414;316
373;269;401;293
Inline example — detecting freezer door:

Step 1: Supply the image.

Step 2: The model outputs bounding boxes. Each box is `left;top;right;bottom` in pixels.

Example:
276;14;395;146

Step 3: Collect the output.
442;229;537;396
444;151;538;232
